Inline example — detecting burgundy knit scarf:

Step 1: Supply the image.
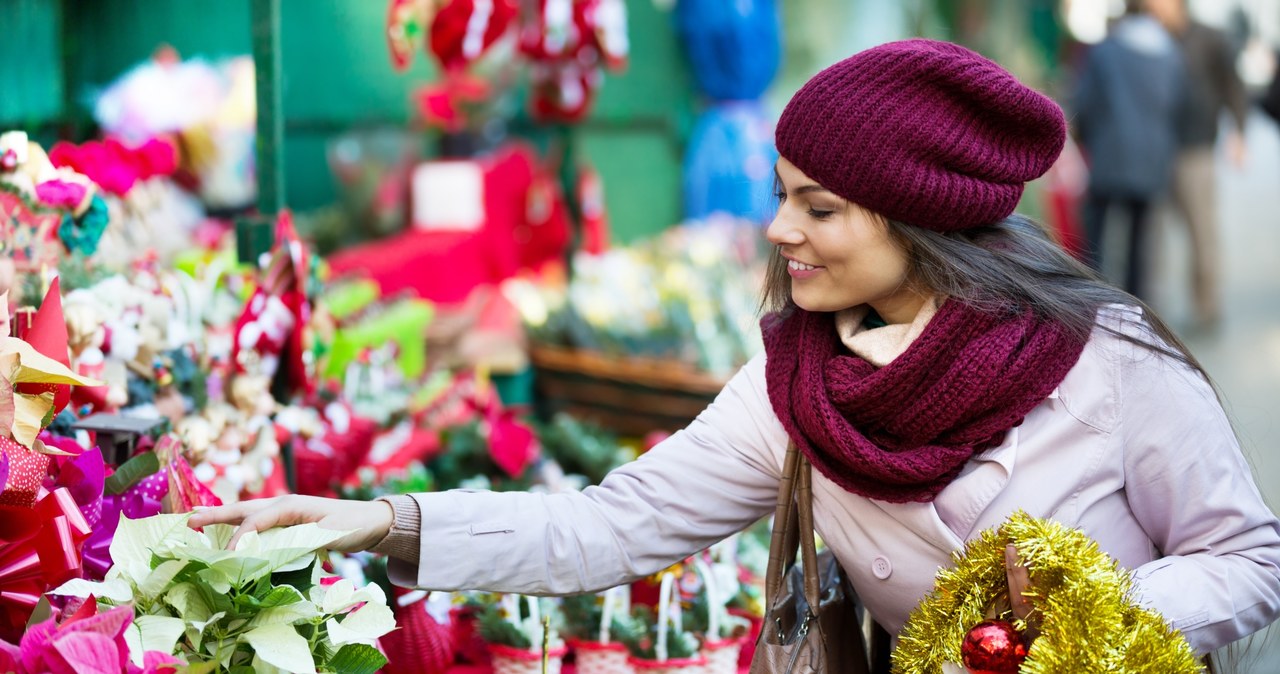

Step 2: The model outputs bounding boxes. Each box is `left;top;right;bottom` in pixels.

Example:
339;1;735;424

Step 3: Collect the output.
763;301;1088;503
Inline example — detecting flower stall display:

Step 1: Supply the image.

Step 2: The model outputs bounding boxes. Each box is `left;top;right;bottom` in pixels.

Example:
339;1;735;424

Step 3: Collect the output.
1;131;110;300
561;587;633;674
894;511;1203;674
512;216;766;376
619;572;706;674
50;513;397;673
477;595;568;674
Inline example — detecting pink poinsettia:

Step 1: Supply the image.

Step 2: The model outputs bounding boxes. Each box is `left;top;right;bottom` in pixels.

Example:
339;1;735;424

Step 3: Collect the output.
0;602;180;674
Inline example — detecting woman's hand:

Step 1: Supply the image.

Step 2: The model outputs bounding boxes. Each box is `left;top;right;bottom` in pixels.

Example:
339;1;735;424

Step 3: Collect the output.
1005;544;1040;639
187;495;395;553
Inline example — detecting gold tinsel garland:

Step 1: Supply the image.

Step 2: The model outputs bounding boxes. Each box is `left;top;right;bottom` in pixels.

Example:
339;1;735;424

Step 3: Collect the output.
892;511;1203;673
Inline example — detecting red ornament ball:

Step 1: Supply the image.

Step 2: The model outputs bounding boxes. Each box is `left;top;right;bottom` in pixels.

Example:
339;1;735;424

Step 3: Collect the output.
961;620;1028;674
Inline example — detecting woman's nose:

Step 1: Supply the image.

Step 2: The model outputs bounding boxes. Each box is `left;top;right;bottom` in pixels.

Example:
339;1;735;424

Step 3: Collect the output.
765;213;803;247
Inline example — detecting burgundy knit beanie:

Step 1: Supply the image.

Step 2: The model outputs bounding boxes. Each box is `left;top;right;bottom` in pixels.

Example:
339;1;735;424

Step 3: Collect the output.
775;39;1066;231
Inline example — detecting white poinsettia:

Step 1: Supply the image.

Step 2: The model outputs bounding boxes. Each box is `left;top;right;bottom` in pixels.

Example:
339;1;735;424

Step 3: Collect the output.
325;600;398;647
48;512;395;673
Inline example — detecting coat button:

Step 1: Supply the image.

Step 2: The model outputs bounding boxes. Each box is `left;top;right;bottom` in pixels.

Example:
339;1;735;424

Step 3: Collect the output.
872;556;892;579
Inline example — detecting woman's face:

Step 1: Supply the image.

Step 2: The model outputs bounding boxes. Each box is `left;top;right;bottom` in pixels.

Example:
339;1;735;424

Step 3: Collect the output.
766;157;925;323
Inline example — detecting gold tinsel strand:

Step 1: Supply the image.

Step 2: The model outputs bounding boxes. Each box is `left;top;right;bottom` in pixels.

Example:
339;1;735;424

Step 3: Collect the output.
892;511;1203;674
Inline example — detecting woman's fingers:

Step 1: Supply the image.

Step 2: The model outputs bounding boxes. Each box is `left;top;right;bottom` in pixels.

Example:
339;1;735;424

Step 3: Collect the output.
187;496;389;553
226;495;318;549
187;497;279;529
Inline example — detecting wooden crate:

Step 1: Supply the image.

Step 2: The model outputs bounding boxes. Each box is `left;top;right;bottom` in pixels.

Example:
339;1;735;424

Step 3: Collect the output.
529;345;729;437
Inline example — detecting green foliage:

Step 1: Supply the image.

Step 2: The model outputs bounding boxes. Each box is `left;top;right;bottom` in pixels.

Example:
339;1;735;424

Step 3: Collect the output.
339;462;434;502
104;451;161;495
560;593;631;644
477;603;534;650
536;414;629;485
615;605;702;661
430;421;534;492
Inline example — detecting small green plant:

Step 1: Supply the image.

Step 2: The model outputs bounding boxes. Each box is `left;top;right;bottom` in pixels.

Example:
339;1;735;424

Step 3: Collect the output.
616;605;701;661
476;596;564;652
52;513;397;673
559;593;630;643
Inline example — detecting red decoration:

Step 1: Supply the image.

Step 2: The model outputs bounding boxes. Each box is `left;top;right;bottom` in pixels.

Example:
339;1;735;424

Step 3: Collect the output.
961;620;1028;674
0;438;51;508
429;0;519;72
381;590;455;674
0;487;92;642
13;278;73;418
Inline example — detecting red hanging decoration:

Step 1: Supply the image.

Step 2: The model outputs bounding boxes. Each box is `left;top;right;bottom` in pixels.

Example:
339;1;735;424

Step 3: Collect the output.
428;0;519;72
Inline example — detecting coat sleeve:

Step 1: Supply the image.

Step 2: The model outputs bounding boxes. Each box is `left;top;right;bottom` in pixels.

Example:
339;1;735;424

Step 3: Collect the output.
1120;345;1280;653
386;353;785;595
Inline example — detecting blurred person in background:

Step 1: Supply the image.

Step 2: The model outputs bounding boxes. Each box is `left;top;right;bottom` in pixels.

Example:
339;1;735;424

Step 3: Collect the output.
1073;0;1185;301
1148;0;1248;330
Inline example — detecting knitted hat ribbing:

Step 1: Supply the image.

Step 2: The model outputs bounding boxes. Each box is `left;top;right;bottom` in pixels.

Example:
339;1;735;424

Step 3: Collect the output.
775;39;1066;231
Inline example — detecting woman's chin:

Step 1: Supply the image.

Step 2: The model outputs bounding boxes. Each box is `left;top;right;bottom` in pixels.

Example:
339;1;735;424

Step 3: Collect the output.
792;295;857;313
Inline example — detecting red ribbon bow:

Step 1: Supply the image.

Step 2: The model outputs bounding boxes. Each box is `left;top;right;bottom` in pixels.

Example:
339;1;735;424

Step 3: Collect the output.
0;487;92;642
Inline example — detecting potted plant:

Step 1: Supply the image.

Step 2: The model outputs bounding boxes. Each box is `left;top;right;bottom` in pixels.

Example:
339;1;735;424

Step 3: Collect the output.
478;594;568;674
50;513;397;672
561;587;634;674
618;573;707;674
687;559;751;674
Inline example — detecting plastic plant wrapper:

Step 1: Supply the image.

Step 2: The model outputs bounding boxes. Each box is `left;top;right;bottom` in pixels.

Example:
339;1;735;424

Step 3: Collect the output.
51;513;396;673
893;511;1203;674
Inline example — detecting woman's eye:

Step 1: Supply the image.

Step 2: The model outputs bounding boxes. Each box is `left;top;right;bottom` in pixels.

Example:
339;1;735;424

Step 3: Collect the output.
774;191;787;203
807;208;834;219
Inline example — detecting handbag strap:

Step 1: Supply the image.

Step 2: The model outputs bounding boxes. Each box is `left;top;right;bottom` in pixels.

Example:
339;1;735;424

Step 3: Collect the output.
763;442;822;611
795;449;821;606
763;442;800;603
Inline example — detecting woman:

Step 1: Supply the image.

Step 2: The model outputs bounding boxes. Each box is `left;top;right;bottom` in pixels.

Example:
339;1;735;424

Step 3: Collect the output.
190;39;1280;656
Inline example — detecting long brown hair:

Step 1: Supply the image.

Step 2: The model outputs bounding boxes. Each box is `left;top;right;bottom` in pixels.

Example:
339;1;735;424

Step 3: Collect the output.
761;212;1210;382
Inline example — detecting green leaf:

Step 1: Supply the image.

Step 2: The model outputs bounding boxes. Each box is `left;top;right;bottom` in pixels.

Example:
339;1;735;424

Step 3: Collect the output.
181;661;220;674
327;644;388;674
242;623;318;674
104;451;161;495
124;615;186;667
247;601;319;629
271;558;319;595
325;602;397;647
258;585;304;608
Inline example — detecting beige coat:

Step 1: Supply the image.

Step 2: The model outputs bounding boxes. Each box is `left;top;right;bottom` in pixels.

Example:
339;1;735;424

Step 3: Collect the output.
389;312;1280;655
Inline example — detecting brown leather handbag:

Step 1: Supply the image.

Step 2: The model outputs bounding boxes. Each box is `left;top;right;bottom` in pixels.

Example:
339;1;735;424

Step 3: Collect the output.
750;442;888;674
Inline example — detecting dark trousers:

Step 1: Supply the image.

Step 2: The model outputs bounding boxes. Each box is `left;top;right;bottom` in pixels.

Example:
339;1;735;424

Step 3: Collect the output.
1083;192;1152;300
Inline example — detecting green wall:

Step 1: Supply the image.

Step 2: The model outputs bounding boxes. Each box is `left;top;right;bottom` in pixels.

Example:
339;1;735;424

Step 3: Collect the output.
3;0;695;244
0;0;63;134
